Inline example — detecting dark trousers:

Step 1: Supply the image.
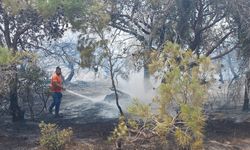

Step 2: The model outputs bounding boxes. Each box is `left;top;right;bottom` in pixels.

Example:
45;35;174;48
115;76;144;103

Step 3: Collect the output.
49;92;62;115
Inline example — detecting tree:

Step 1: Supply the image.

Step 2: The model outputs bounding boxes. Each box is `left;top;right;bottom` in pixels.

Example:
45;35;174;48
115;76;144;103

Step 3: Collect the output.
107;0;176;88
0;1;67;121
18;58;50;120
0;47;15;114
76;2;130;115
224;0;250;111
42;37;80;83
125;42;213;149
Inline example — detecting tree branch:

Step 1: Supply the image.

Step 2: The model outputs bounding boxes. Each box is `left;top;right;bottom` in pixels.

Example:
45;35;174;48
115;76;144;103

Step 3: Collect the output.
200;14;226;33
211;44;238;60
110;22;145;42
205;30;234;56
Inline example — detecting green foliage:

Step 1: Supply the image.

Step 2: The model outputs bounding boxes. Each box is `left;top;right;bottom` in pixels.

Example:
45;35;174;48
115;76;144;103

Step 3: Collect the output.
78;39;108;68
0;47;13;65
127;98;152;119
85;0;110;32
2;0;30;14
35;0;87;19
35;0;109;31
175;127;191;147
0;47;31;65
0;47;14;110
127;42;214;149
54;0;110;68
79;45;96;68
180;104;205;136
109;116;128;142
39;121;73;150
35;0;63;17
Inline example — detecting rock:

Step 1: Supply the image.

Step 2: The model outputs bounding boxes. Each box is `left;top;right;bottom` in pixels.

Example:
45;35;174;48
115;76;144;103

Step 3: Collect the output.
103;91;131;103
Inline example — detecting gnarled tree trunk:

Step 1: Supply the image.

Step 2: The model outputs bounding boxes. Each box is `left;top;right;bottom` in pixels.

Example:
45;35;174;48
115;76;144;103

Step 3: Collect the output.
65;63;75;83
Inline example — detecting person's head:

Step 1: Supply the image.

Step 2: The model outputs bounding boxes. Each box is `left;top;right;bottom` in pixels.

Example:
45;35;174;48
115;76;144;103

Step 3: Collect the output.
55;66;61;76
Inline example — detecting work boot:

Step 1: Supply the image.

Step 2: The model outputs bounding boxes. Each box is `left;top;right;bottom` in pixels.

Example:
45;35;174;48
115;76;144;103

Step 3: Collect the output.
54;114;63;118
49;108;53;114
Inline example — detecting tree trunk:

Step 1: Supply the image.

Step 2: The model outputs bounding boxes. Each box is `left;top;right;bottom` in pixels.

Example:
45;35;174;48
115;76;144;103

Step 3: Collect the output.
27;85;34;121
9;67;24;121
219;64;224;84
111;74;124;116
243;85;249;111
108;56;123;116
65;64;75;83
144;65;151;91
227;54;238;79
3;14;24;121
243;72;250;111
143;32;153;91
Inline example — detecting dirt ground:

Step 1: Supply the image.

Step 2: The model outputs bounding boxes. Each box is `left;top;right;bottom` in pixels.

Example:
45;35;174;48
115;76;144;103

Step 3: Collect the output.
1;111;250;150
205;118;250;150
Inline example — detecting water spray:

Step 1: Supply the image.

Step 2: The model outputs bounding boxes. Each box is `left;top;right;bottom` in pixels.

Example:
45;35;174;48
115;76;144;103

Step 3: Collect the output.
65;89;96;101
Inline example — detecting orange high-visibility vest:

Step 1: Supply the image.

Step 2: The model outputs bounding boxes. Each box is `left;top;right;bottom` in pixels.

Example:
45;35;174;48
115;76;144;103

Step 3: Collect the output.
50;73;63;92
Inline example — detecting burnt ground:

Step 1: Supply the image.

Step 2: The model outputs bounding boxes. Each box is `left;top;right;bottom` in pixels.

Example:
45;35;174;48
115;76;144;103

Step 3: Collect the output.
205;110;250;150
1;113;250;150
205;120;250;150
1;80;250;150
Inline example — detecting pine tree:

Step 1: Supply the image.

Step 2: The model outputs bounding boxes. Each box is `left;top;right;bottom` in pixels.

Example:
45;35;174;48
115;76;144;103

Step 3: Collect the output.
126;42;214;149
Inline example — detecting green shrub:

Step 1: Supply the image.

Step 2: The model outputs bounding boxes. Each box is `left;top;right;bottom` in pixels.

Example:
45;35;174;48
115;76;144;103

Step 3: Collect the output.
39;121;73;150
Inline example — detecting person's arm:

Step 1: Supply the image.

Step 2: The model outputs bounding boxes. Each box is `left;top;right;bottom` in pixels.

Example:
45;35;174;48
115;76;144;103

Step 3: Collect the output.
52;81;62;89
52;81;66;91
